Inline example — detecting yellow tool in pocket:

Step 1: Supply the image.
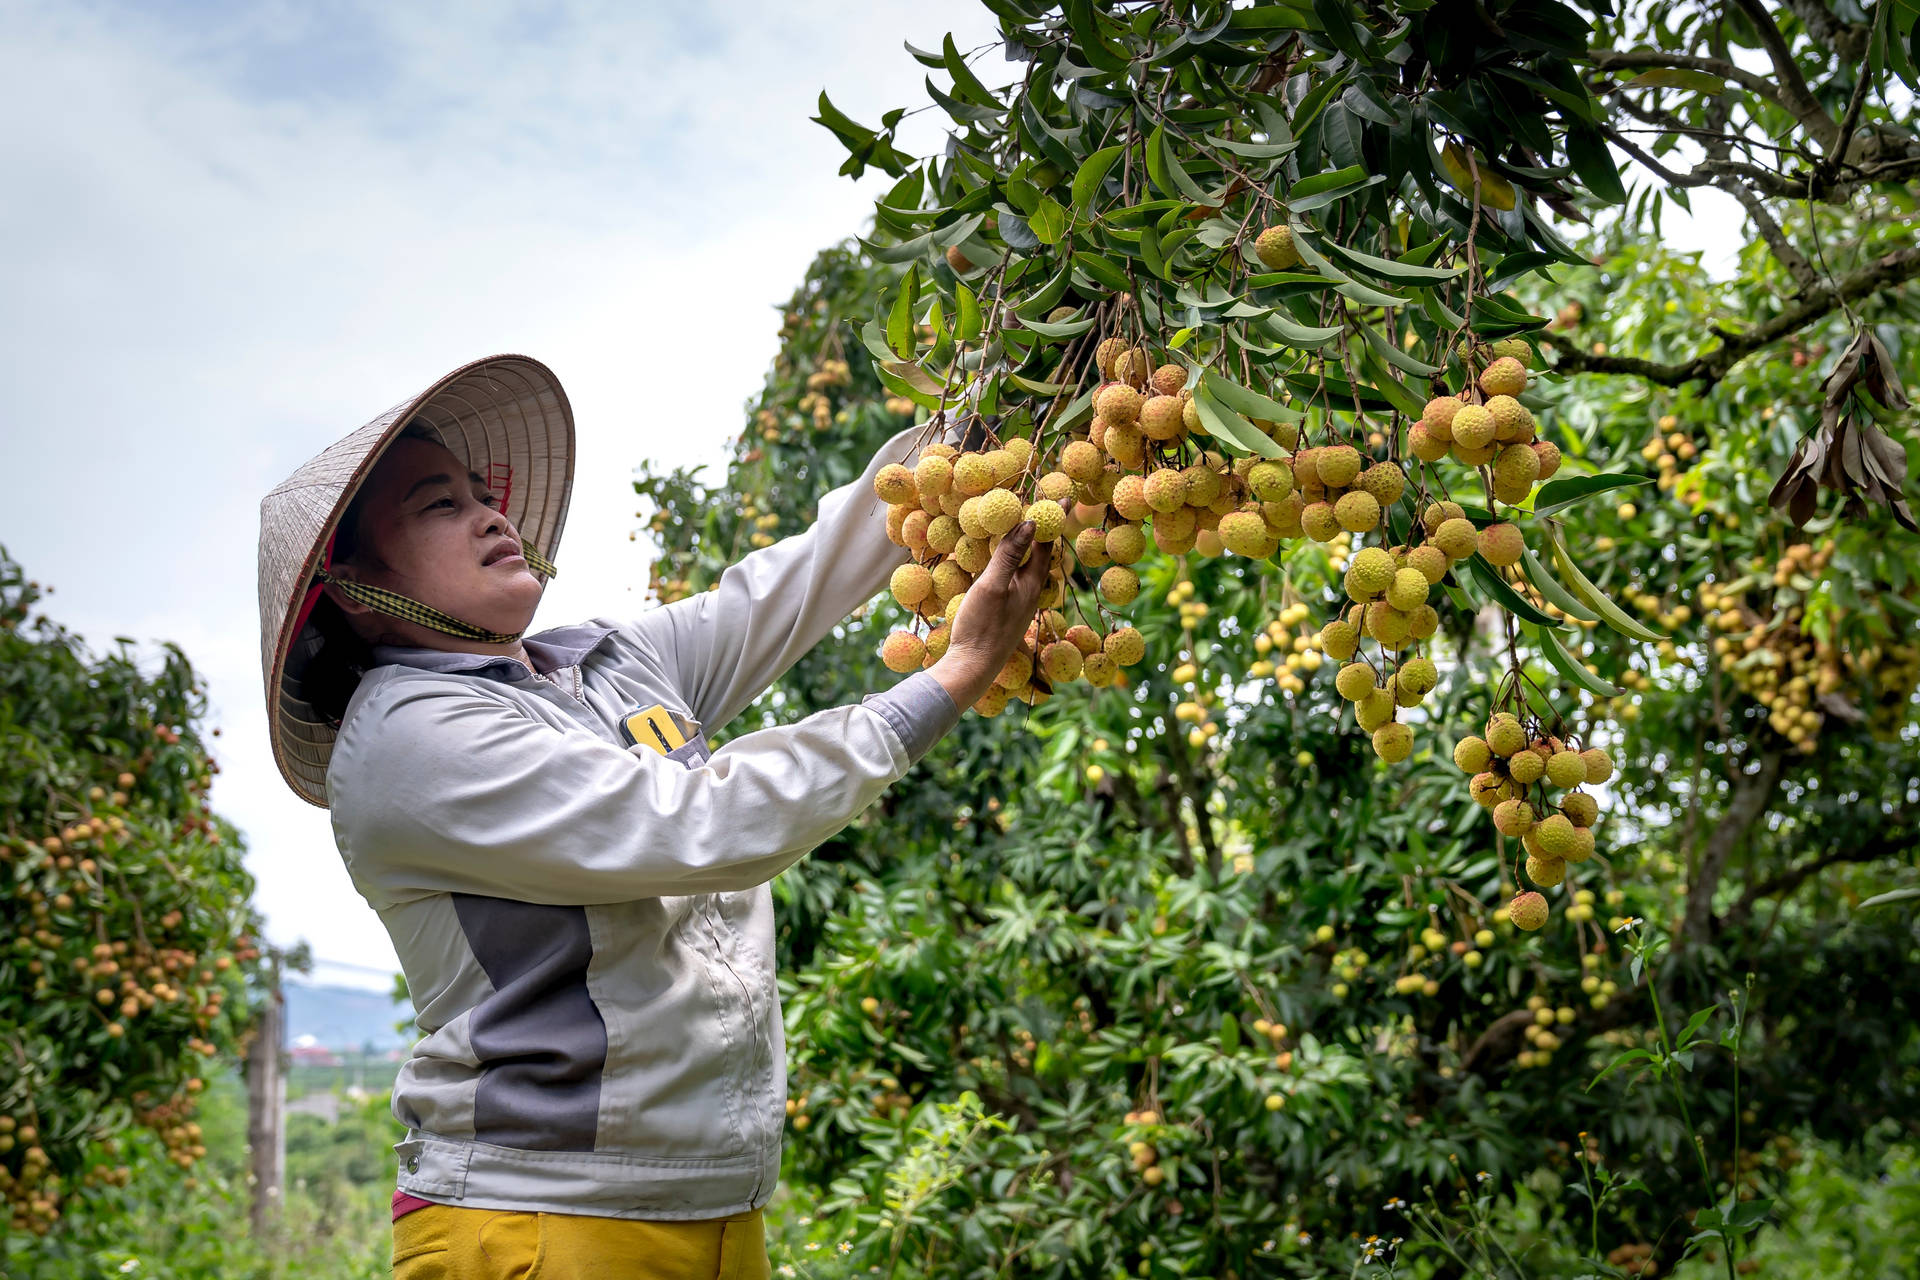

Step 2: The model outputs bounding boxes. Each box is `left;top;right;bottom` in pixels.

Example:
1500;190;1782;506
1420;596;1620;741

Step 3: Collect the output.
620;704;688;756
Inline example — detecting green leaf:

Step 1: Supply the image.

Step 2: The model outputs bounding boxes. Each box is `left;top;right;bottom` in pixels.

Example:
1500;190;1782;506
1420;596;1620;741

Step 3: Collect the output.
1524;622;1621;697
887;263;920;358
1259;312;1345;348
1015;260;1074;319
1467;558;1564;629
955;282;983;344
1221;1014;1241;1052
1360;322;1444;377
1030;195;1070;244
1625;67;1727;95
1073;144;1126;213
1857;887;1920;910
1200;370;1303;423
1018;313;1097;339
1519;546;1598;622
1192;384;1286;458
1566;124;1627;205
1323;241;1466;283
1534;473;1654;517
1074;252;1133;294
941;33;997;108
1287;169;1386;211
1202;132;1299;160
862;233;936;265
1546;522;1665;643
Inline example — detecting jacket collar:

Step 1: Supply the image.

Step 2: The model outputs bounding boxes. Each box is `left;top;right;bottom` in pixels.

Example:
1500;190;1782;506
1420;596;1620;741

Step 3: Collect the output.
371;622;619;682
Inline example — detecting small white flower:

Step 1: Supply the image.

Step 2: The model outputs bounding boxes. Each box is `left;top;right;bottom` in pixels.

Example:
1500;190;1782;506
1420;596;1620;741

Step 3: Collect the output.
798;1216;813;1225
1297;1231;1313;1244
1382;1197;1407;1211
1325;1173;1340;1188
778;1267;797;1278
805;1241;821;1251
838;1241;852;1255
1615;917;1643;934
1261;1239;1275;1252
118;1264;141;1275
1476;1170;1491;1184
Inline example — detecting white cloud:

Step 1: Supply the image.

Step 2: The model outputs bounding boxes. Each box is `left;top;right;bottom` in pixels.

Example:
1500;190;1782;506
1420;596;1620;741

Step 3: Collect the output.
0;0;997;975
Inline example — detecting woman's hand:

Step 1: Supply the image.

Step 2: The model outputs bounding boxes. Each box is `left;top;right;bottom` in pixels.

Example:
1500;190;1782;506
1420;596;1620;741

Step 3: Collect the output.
928;521;1053;709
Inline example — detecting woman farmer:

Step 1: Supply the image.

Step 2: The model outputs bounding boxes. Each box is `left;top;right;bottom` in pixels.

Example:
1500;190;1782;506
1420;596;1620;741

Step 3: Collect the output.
256;354;1046;1278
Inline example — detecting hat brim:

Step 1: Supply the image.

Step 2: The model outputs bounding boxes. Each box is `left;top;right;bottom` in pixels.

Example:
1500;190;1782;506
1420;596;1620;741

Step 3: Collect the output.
258;354;575;808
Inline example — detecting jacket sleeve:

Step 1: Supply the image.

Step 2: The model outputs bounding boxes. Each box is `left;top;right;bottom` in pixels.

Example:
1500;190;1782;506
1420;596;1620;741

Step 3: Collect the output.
328;670;956;909
626;422;956;732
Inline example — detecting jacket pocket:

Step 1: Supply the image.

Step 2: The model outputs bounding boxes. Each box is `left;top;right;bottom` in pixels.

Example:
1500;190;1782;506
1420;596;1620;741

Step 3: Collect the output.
666;732;712;768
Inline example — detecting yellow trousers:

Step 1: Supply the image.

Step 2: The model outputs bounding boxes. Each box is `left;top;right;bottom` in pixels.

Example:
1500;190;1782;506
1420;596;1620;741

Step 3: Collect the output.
391;1204;771;1280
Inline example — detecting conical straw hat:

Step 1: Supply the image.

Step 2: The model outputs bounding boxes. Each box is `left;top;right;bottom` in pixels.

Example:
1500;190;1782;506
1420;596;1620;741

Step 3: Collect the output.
258;354;574;807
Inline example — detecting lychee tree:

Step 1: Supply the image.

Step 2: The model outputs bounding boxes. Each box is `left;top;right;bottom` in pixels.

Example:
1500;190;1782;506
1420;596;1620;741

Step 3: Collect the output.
626;3;1920;1272
0;547;272;1247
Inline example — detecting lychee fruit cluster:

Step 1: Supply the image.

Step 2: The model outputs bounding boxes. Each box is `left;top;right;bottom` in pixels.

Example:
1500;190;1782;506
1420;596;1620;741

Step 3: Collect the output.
1408;343;1562;507
1452;715;1612;928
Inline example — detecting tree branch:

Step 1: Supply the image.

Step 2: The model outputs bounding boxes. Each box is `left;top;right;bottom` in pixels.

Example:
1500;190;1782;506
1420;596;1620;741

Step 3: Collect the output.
1723;810;1920;931
1726;0;1842;151
1547;243;1920;387
1588;47;1787;111
1683;748;1786;946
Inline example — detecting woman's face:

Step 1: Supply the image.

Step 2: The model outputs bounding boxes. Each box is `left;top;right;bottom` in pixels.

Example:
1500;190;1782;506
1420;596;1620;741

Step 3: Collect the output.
326;437;545;648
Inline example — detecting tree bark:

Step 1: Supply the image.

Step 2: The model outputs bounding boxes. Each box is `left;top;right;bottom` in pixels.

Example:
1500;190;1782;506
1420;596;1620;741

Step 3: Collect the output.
1683;749;1787;946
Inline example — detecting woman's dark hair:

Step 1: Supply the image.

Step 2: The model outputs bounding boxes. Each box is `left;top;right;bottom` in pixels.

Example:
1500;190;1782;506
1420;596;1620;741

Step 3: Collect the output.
303;421;445;727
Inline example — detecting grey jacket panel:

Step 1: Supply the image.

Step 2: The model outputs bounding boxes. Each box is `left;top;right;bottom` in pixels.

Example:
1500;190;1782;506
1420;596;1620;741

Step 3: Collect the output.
325;425;962;1218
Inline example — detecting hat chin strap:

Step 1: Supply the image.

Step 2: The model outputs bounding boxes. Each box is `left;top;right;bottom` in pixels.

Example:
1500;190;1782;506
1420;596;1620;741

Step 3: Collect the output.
316;547;558;645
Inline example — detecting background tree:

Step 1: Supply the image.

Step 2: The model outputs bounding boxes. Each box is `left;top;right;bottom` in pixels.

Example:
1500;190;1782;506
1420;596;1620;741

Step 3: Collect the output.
0;546;271;1250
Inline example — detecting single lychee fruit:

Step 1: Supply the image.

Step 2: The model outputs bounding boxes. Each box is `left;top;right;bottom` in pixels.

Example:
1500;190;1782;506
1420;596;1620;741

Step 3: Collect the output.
1025;499;1066;542
1491;338;1533;367
1140;395;1185;440
1508;750;1546;786
914;455;953;497
1095;336;1130;379
1041;640;1084;683
1487;395;1534;442
931;560;970;600
1095;383;1144;426
1073;526;1111;568
1082;651;1118;686
1581;748;1614;784
1480;356;1528;397
1248;460;1294;501
1470;772;1506;808
1564;826;1596;863
1318;445;1363;488
1320;618;1360;661
953;534;991;574
1406;544;1449;584
1181;463;1224;507
875;464;917;505
1149;364;1186;397
1065;624;1101;655
1104;626;1146;666
1144;468;1189;512
1509;891;1549;931
1561;792;1599;828
1348;546;1396;597
882;632;925;673
1451;404;1497;450
1373;722;1413;763
953;454;996;496
1397;656;1438;696
1494;443;1541;495
1423;396;1463;437
1545;750;1586;789
1061;440;1104;483
1422;500;1466;533
1478;524;1525;567
1254;224;1302;270
1355;687;1396;732
1105;523;1147;565
1409;422;1451;462
890;563;934;608
1038;470;1076;503
1334;490;1382;533
946;245;976;274
1357;462;1407;506
1454;736;1492;773
1367;606;1413;650
1386;567;1429;611
1335;662;1377;702
1302;502;1342;543
1218;511;1278;558
1494;798;1535;837
1533;813;1577;857
1100;565;1140;606
1112;349;1152;388
1485;713;1527;757
924;625;951;662
901;509;933;551
1433;517;1478;561
1533;440;1562;480
1525;854;1566;888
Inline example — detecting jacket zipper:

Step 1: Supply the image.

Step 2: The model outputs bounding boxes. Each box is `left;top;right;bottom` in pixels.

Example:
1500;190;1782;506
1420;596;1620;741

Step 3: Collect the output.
700;900;764;1202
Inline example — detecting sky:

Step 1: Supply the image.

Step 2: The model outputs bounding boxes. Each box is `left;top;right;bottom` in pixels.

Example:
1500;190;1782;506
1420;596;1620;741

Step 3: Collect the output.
0;0;1744;992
